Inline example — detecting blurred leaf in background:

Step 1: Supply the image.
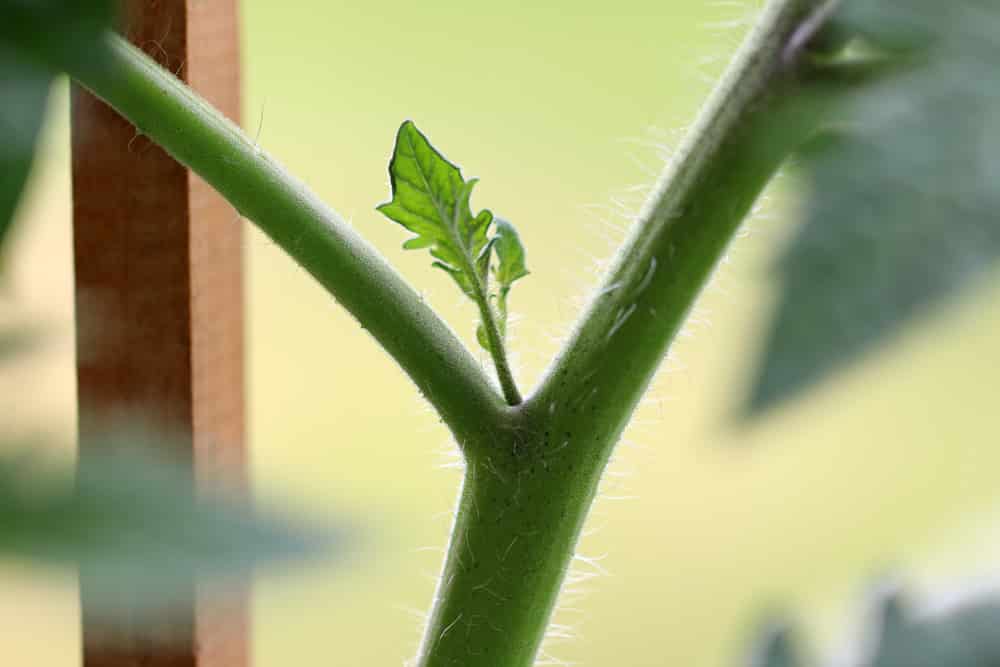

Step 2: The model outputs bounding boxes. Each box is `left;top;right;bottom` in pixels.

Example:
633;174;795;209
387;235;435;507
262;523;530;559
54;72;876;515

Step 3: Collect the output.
0;324;43;364
0;0;116;63
749;0;1000;413
0;0;116;254
745;620;802;667
0;430;337;616
744;583;1000;667
1;0;343;630
0;251;336;619
0;43;51;254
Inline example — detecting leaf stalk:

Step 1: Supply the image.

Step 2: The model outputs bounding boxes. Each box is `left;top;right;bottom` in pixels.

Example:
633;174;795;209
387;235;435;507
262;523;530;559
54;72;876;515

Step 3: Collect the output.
471;275;522;406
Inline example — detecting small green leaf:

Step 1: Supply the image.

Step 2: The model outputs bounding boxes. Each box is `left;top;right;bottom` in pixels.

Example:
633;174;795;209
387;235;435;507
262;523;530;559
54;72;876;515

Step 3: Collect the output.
491;218;529;335
377;122;529;354
747;0;1000;413
493;218;529;291
377;121;492;302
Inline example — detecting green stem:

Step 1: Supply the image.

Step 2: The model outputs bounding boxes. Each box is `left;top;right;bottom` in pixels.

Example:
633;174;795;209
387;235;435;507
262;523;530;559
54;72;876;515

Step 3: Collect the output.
418;1;845;665
416;420;601;667
48;2;865;663
471;279;522;406
530;0;830;434
60;35;507;443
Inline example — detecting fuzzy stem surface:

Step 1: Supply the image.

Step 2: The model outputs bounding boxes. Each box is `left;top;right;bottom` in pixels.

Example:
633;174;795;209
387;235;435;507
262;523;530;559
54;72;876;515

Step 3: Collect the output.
48;2;858;662
418;1;840;664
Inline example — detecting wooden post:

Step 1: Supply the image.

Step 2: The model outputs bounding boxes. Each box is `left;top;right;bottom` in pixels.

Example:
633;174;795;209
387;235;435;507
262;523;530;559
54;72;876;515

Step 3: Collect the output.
71;1;246;665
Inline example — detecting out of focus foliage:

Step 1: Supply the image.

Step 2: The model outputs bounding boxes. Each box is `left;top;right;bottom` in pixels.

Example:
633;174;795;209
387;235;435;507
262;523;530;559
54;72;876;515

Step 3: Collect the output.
746;585;1000;667
0;432;333;616
0;0;116;253
0;0;333;618
750;0;1000;412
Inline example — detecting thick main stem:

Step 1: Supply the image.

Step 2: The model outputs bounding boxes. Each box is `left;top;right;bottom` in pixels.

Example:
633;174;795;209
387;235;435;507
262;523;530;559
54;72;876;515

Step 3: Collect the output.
418;1;836;665
417;414;602;667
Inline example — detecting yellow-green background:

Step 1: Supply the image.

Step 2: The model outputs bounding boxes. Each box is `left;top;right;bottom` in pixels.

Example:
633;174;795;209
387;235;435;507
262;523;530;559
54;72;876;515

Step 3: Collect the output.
4;1;1000;664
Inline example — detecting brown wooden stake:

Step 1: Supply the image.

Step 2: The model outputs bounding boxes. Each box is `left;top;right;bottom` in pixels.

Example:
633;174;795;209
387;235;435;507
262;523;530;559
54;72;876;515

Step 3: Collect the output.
71;0;246;665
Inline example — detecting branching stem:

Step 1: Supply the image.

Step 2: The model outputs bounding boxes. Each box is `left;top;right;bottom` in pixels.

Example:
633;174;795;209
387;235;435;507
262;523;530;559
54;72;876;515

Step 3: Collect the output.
58;35;508;443
420;0;851;664
52;1;867;664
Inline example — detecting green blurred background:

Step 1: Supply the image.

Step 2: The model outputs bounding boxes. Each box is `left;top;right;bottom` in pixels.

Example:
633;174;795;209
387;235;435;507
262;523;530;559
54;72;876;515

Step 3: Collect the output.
4;0;1000;664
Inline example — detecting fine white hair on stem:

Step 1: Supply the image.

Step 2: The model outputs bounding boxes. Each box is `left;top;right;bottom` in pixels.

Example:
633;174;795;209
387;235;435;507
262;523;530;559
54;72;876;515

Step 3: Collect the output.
708;0;753;8
394;604;429;623
536;650;578;666
251;98;266;154
545;623;580;642
572;552;610;577
411;546;445;554
580;520;608;539
434;444;464;471
702;0;758;32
